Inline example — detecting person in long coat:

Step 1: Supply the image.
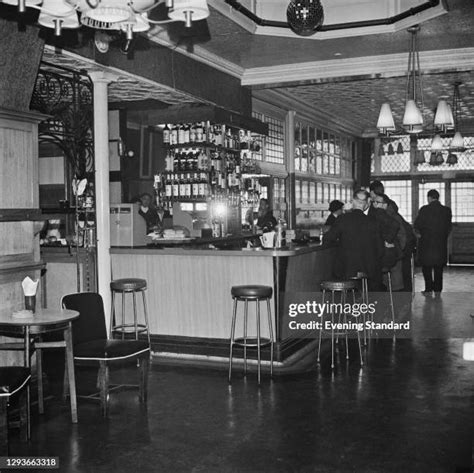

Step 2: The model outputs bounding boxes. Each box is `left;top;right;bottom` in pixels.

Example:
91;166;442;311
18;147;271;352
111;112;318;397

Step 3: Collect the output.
414;189;452;294
324;189;384;291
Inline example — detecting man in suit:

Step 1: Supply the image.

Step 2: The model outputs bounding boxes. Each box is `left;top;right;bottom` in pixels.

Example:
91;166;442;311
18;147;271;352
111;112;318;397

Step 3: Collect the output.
324;189;383;291
325;200;344;227
414;189;452;294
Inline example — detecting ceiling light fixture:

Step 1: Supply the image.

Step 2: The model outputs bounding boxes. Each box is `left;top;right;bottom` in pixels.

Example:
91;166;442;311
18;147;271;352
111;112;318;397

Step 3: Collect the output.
377;26;425;135
450;82;465;151
1;0;209;39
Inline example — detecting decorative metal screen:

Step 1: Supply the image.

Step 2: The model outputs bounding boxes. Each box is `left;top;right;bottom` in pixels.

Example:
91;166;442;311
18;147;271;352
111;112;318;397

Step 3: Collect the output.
379;136;411;173
452;182;474;222
416;136;474;171
252;111;284;164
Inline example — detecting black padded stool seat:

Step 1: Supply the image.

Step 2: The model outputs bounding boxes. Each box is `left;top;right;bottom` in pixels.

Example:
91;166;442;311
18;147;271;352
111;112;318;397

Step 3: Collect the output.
111;278;147;292
320;280;357;291
231;285;272;300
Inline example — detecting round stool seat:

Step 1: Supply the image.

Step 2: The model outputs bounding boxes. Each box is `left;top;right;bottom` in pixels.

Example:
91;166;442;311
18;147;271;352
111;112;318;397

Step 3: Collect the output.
321;280;357;291
231;285;272;300
111;278;147;292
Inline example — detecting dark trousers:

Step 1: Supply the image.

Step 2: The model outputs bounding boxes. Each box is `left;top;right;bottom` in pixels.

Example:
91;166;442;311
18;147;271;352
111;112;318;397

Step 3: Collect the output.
422;265;444;292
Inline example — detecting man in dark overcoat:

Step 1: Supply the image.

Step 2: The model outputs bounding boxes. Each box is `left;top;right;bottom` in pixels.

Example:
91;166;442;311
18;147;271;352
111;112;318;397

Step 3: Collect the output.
324;189;384;291
414;189;452;294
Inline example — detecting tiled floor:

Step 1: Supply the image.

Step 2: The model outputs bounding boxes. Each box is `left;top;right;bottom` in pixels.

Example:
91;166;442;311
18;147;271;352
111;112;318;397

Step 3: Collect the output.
8;267;474;473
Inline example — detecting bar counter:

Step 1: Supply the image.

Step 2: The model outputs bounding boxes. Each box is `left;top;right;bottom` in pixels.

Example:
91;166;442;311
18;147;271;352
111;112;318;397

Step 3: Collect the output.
111;241;335;364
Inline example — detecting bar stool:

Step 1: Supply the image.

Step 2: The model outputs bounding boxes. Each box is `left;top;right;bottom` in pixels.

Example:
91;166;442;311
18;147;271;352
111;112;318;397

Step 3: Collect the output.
350;272;370;345
228;285;274;385
317;280;363;369
382;268;396;340
110;278;151;346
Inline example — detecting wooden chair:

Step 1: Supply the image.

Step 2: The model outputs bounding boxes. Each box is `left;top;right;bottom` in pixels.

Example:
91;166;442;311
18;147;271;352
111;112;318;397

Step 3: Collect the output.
61;293;150;417
0;367;31;454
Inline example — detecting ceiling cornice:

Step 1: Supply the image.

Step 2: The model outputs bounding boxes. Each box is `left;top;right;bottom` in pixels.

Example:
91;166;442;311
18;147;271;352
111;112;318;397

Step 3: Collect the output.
242;47;474;87
146;28;245;79
253;89;362;136
217;1;447;41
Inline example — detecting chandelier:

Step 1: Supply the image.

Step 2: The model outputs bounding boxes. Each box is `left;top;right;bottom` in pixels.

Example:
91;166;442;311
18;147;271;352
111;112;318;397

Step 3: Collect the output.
1;0;210;38
376;25;455;137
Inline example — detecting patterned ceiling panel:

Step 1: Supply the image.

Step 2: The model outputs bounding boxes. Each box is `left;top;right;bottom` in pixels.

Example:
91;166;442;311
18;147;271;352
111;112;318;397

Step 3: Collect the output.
41;47;202;106
280;71;474;134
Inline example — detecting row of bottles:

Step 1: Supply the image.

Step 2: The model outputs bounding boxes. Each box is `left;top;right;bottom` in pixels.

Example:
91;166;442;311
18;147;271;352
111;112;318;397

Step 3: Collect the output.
155;172;210;200
162;122;241;149
165;149;208;172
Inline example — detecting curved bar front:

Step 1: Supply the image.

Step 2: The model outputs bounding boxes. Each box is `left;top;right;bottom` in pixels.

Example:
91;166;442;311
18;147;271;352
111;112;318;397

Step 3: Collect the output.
110;244;335;365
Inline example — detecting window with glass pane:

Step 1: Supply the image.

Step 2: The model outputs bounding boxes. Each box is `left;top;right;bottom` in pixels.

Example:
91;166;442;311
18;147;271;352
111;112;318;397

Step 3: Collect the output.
301;148;308;172
418;182;446;210
382;180;413;222
302;180;309;203
316;182;322;203
309;127;316;149
335;157;341;176
323;154;329;174
295;179;301;204
329;155;335;175
316;153;322;174
323;132;329;152
264;115;285;164
309;182;316;203
294;122;301;171
316;129;323;151
452;182;474;222
309;150;316;173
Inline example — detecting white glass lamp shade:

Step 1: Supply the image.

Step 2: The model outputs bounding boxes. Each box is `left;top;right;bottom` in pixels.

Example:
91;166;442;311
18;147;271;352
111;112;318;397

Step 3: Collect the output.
2;0;42;8
402;99;423;132
168;0;210;27
450;131;465;149
376;103;395;133
431;134;443;151
74;0;130;24
38;0;79;33
434;100;454;129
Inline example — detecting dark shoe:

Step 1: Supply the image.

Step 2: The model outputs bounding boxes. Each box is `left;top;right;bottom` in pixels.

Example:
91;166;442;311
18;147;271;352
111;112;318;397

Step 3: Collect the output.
421;290;432;296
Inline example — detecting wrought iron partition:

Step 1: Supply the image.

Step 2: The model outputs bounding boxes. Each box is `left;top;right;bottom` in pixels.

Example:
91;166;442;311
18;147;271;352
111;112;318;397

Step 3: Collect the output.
31;62;96;292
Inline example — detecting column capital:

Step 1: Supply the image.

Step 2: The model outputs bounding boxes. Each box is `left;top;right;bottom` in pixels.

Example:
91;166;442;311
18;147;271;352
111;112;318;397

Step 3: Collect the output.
88;70;117;84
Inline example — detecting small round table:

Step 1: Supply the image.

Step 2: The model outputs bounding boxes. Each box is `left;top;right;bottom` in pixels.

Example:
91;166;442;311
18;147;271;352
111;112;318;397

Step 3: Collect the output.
0;309;79;423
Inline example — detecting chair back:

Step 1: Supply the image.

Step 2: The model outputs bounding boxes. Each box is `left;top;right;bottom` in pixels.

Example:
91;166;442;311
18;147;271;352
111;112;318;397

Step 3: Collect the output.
62;292;107;345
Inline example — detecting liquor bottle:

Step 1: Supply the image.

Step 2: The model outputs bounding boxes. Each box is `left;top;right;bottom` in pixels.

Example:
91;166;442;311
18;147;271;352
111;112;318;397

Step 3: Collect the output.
192;173;200;198
206;121;213;143
165;173;172;198
213;124;222;146
179;173;186;198
197;149;206;170
170;124;178;146
196;122;204;142
190;123;197;143
163;124;170;145
165;151;173;172
184;173;191;198
225;127;232;148
183;124;190;144
172;173;179;198
215;151;222;173
178;124;185;144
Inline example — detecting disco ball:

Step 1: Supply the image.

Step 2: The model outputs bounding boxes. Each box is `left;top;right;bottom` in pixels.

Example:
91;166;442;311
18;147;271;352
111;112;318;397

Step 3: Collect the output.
287;0;324;37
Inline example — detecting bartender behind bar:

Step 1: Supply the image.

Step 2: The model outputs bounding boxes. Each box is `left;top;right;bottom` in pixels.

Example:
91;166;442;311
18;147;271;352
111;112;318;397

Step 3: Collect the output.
257;198;277;232
138;192;170;233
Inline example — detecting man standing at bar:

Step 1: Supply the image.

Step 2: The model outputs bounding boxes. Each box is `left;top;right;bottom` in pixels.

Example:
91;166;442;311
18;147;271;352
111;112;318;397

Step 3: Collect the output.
414;189;452;295
324;189;383;290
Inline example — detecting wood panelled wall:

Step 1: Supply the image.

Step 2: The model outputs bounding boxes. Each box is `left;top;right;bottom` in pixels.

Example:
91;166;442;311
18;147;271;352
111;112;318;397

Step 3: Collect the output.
0;109;45;363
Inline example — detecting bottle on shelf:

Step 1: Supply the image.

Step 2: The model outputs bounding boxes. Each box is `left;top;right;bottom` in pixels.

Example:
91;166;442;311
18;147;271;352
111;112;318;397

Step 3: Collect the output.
178;123;185;144
196;122;204;142
170;124;178;146
172;173;179;198
165;150;173;172
192;173;200;198
165;173;172;198
163;124;170;145
183;123;190;144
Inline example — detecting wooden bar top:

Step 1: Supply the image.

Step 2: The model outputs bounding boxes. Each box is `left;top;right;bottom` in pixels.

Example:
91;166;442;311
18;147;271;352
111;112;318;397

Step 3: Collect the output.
110;242;329;257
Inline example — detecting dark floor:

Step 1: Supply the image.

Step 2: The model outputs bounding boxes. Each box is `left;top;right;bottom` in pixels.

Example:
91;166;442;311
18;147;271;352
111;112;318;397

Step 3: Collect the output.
8;268;474;473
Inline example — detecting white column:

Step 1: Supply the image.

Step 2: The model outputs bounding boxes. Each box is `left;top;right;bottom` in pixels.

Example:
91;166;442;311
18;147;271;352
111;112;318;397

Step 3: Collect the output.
89;71;114;332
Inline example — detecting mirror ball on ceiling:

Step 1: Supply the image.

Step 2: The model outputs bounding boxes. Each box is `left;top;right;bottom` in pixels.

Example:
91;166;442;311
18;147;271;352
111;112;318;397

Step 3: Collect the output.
287;0;324;36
